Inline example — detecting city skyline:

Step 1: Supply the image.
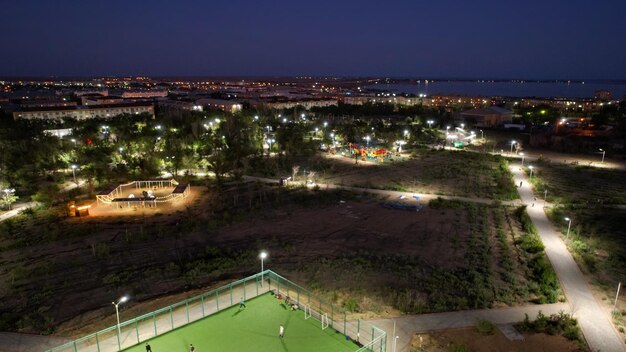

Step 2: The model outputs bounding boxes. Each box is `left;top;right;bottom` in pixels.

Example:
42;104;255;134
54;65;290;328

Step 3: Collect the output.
1;0;625;79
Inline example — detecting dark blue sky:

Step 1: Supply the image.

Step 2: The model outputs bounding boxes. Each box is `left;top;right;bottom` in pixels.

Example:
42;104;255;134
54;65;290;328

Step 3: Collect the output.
1;0;625;79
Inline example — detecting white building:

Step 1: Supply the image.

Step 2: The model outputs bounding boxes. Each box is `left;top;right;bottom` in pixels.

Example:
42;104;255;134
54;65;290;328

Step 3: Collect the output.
13;103;155;120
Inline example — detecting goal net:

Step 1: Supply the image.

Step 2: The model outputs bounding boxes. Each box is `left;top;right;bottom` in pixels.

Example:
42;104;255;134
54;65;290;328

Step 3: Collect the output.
321;313;329;330
304;305;312;320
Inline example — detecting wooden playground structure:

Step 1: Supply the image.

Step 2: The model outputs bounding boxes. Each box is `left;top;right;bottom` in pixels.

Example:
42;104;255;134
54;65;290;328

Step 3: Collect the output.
96;179;190;209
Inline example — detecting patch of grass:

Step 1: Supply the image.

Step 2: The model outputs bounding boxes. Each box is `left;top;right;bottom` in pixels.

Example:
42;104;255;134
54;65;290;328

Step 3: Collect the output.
476;319;496;335
516;311;586;350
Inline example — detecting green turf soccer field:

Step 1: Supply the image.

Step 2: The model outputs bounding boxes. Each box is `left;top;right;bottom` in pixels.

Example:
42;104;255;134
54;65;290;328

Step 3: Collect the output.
122;293;360;352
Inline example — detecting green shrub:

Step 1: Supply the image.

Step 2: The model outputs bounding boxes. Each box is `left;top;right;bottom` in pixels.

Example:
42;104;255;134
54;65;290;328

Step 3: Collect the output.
476;319;496;335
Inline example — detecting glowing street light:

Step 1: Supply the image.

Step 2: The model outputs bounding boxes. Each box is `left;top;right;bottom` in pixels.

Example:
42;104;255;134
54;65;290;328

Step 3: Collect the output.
282;117;287;123
427;120;434;128
479;129;484;139
460;123;465;129
259;251;268;286
118;147;124;153
528;165;534;180
365;135;371;147
112;296;129;351
564;217;572;239
70;138;76;144
446;126;450;136
2;188;16;210
510;140;516;154
155;125;162;130
71;164;78;184
403;129;409;137
254;115;259;120
599;148;605;163
520;152;525;166
323;121;328;128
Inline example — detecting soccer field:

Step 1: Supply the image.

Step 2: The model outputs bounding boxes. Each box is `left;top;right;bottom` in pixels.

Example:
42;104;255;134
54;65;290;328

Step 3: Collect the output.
122;293;360;352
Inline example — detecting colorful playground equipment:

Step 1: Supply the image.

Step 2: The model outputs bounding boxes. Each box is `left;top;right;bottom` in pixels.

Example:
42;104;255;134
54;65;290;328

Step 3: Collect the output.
347;143;390;159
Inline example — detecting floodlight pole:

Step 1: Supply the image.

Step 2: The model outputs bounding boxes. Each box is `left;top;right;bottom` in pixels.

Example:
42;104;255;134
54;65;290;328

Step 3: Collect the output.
112;296;128;351
260;251;268;286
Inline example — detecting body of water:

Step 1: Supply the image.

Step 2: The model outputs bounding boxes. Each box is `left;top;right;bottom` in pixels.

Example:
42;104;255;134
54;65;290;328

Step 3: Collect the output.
367;81;626;99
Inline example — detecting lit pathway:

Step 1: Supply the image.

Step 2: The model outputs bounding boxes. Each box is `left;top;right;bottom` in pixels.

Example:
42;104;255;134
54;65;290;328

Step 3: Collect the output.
242;175;523;206
0;201;39;223
365;303;569;352
511;163;625;352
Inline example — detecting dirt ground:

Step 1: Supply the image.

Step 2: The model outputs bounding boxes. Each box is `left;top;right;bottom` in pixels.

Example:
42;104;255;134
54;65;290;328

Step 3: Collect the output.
411;328;582;352
316;149;517;200
0;185;534;337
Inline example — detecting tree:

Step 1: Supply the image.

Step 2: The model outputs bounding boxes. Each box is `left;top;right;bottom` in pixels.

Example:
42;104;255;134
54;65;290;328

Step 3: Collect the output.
0;186;18;210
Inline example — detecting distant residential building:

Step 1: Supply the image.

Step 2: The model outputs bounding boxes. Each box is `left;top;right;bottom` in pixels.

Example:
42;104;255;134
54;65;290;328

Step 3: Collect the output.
43;128;73;138
459;106;512;128
121;90;168;98
593;90;612;101
158;99;203;112
13;103;154;120
74;89;109;97
342;95;422;106
260;99;337;110
195;98;242;113
16;99;77;109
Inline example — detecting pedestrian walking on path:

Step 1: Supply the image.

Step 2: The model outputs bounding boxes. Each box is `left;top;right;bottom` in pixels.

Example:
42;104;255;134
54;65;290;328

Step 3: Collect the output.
189;343;195;352
279;325;284;338
145;343;151;352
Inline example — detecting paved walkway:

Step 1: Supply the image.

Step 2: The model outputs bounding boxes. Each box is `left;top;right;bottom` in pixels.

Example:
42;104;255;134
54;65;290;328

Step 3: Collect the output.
511;163;625;352
365;303;569;352
0;201;39;222
0;332;70;352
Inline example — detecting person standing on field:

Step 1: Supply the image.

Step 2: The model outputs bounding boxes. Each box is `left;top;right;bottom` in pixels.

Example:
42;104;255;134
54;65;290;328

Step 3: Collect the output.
279;325;284;338
239;297;246;309
145;343;152;352
189;343;195;352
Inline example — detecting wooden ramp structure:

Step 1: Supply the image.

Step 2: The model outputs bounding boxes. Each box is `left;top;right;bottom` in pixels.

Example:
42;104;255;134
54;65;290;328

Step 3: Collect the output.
96;179;190;209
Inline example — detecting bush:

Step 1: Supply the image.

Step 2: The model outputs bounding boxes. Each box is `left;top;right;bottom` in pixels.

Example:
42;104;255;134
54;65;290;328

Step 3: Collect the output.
476;319;496;335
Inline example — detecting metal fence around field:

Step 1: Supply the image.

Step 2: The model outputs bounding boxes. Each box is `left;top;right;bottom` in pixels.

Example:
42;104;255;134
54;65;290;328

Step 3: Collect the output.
46;270;386;352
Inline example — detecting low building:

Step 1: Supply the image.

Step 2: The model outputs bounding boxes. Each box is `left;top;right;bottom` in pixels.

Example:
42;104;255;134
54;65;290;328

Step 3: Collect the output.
158;99;203;112
13;103;154;120
261;98;337;110
195;98;242;113
459;106;512;127
120;90;168;98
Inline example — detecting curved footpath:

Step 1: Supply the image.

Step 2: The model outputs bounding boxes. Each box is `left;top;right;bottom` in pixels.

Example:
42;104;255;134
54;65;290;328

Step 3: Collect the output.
511;163;625;352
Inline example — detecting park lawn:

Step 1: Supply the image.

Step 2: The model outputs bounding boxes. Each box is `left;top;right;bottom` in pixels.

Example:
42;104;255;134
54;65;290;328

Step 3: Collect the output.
122;293;358;352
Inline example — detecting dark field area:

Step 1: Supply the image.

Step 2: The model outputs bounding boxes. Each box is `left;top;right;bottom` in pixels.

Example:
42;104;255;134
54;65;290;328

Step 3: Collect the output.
0;182;554;337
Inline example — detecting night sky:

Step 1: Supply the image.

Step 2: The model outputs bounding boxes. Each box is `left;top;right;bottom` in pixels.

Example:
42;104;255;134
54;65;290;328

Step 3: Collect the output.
1;0;625;79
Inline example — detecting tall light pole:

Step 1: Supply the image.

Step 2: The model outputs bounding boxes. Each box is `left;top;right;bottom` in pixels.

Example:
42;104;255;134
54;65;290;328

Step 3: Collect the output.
112;296;129;351
528;165;534;180
2;188;15;210
599;148;605;163
446;126;450;135
479;129;484;139
520;152;525;166
427;120;434;128
564;217;572;239
330;133;335;147
365;135;370;147
260;251;268;286
71;164;78;184
510;140;516;154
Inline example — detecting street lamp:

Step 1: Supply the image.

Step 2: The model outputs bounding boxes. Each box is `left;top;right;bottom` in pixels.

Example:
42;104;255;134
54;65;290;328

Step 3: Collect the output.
254;115;259;120
427;120;434;128
365;135;370;147
564;217;572;239
267;138;275;155
599;148;605;163
460;123;465;129
259;251;268;286
112;295;129;351
510;140;516;154
528;165;534;180
118;147;124;153
330;133;336;147
71;164;78;184
323;121;328;128
520;152;525;166
479;129;484;139
2;188;15;210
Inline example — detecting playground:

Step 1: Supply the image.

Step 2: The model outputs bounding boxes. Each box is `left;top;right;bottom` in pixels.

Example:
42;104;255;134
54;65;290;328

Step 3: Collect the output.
90;179;194;216
121;293;359;352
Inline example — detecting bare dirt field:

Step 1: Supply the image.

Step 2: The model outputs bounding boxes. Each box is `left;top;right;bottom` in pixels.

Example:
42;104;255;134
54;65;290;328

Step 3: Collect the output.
315;149;518;200
410;328;582;352
0;185;550;339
